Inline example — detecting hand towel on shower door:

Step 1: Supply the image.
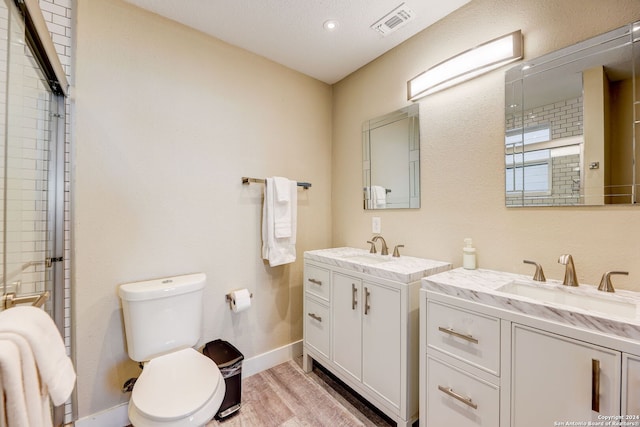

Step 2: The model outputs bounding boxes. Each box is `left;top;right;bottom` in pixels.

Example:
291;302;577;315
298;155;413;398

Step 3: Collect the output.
262;177;297;267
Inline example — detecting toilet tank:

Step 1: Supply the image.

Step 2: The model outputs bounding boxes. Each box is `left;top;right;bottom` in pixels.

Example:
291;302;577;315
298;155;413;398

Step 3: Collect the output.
119;273;206;362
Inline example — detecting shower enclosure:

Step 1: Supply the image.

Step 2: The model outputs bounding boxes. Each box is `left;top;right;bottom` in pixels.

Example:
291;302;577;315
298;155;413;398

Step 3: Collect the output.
0;0;71;426
0;0;67;422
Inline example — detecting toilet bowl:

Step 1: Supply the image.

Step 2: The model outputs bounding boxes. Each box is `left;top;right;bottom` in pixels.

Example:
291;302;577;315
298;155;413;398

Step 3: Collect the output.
118;273;226;427
128;348;226;427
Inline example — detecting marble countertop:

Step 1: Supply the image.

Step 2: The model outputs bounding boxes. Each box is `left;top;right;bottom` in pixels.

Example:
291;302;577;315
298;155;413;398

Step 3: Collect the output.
422;268;640;340
304;247;451;284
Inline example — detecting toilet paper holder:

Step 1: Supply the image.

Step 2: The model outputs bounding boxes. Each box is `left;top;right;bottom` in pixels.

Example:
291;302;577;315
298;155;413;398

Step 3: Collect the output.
225;291;253;310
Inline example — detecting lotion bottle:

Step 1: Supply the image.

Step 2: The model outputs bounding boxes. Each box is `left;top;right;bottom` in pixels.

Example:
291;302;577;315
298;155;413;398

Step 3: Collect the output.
463;238;476;270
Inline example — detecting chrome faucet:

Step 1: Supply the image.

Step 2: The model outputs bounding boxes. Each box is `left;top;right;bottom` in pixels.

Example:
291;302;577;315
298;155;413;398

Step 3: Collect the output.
371;235;389;256
558;254;579;286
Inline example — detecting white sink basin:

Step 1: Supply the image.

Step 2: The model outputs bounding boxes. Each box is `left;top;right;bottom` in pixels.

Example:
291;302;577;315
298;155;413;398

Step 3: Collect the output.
342;254;393;265
496;281;638;319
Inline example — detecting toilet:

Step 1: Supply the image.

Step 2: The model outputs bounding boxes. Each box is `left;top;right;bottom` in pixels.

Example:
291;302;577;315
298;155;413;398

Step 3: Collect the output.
119;273;225;427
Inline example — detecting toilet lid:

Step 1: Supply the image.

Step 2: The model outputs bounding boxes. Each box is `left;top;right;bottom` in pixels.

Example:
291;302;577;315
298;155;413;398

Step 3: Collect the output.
131;348;222;421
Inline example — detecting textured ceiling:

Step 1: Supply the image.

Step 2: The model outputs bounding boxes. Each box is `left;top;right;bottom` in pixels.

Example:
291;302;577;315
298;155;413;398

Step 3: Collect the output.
122;0;471;84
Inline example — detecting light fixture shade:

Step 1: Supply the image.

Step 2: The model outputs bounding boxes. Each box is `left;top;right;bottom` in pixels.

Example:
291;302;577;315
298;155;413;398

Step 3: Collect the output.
408;30;523;100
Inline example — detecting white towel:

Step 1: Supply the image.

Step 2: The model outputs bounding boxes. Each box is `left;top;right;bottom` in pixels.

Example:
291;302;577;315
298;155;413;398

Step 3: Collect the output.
0;306;76;406
273;177;292;238
0;340;30;427
372;185;387;208
0;332;50;427
262;177;297;266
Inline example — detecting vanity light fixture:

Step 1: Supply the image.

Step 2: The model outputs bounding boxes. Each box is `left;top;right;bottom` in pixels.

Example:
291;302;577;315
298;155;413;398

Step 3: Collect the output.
407;30;523;101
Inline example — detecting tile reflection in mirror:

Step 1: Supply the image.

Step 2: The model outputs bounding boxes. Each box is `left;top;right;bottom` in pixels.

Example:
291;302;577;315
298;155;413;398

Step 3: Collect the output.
505;21;639;206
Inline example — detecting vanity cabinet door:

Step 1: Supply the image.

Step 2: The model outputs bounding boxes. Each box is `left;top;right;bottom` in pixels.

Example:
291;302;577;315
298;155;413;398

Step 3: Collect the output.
362;281;401;409
511;324;621;427
332;273;362;381
623;353;640;416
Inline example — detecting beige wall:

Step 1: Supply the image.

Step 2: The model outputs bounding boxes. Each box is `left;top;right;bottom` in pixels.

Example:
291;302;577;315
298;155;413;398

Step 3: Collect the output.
332;0;640;288
74;0;640;419
73;0;332;417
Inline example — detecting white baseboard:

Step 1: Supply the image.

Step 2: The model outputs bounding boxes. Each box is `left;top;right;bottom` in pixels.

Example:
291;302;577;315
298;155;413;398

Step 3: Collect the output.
242;339;303;378
74;402;129;427
74;340;303;426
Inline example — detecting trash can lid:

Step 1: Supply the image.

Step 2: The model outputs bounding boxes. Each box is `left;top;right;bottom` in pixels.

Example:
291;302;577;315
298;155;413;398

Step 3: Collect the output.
203;339;244;368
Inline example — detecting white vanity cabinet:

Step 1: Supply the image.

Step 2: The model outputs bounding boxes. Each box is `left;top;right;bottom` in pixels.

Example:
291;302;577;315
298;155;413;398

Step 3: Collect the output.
421;268;640;427
304;262;413;425
303;250;450;427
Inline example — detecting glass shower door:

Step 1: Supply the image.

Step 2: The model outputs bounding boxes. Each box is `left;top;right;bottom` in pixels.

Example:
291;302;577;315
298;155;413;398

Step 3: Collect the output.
0;0;63;322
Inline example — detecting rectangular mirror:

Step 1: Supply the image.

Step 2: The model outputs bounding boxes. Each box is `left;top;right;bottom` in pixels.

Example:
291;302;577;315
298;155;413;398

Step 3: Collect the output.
505;21;639;206
363;104;420;209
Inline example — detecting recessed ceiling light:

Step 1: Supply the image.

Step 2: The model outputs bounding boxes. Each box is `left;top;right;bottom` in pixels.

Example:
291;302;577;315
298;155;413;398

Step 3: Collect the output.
323;20;339;31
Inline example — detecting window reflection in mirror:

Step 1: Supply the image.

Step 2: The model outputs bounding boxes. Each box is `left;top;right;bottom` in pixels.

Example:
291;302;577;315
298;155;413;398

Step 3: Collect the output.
505;21;639;206
362;104;420;209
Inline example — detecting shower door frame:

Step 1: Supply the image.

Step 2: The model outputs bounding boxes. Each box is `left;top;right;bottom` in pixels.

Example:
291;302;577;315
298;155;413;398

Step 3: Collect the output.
5;0;70;424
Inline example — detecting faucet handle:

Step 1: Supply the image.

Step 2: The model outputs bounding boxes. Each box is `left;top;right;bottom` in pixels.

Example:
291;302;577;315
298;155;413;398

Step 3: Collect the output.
523;260;546;282
393;245;404;258
367;240;377;254
597;271;628;293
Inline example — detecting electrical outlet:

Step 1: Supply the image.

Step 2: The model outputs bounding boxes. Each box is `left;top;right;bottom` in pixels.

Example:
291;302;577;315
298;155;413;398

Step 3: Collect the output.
372;217;381;234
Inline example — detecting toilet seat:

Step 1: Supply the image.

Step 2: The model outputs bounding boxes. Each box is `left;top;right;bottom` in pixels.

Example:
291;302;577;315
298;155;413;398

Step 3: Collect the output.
129;348;225;426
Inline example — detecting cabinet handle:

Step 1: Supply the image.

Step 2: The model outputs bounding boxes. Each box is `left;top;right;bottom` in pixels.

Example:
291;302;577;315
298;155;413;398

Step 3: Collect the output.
437;385;478;409
592;359;600;412
308;313;322;322
364;287;371;315
308;278;323;286
352;283;357;310
438;326;479;344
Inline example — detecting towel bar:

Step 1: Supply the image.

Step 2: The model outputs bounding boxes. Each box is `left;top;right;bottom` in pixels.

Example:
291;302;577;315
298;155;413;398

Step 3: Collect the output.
2;291;50;309
242;176;311;189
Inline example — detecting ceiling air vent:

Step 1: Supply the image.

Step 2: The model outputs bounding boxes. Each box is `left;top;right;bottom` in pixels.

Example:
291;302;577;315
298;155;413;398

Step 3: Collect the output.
371;3;416;36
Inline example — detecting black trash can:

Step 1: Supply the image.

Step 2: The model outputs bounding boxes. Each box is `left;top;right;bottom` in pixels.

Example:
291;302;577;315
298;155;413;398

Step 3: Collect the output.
203;339;244;419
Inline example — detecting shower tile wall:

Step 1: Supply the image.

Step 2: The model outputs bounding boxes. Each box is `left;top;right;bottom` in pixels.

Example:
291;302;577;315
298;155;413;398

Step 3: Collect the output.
40;0;73;422
0;2;54;296
0;0;71;421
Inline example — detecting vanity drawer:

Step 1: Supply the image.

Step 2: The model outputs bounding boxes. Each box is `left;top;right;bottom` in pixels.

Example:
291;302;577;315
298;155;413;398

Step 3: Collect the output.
304;264;331;302
426;355;499;427
426;300;500;375
304;298;330;359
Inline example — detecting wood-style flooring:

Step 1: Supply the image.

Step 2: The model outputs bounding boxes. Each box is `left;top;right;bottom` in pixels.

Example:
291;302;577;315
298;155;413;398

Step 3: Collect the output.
207;357;394;427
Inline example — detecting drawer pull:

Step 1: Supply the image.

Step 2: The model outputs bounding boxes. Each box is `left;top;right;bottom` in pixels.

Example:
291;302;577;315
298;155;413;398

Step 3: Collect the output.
352;283;358;310
308;278;323;286
438;385;478;409
438;326;479;344
592;359;600;412
308;313;322;322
